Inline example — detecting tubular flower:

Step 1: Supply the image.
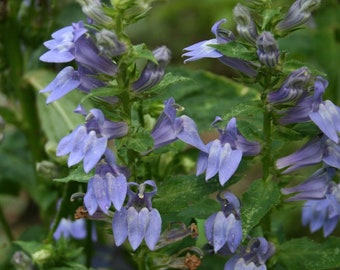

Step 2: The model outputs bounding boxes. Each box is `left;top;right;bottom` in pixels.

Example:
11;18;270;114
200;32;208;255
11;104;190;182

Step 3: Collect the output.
112;180;162;251
224;237;275;270
84;149;128;214
256;31;280;68
197;117;261;185
205;192;242;254
57;106;128;173
132;46;171;93
276;134;340;173
233;4;258;44
279;77;340;143
276;0;321;33
268;67;311;104
302;183;340;237
281;167;336;201
182;19;256;77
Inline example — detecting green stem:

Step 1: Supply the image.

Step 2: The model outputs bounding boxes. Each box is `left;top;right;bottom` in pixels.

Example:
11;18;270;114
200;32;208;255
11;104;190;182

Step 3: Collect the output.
262;105;272;182
0;203;14;242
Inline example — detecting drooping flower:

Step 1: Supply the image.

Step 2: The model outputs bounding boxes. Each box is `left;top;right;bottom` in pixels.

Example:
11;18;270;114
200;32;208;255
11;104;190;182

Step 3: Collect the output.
276;0;321;33
302;183;340;237
279;76;340;143
196;117;261;185
281;167;336;201
112;180;162;251
224;237;275;270
132;46;171;93
256;31;280;68
182;19;257;77
205;191;242;254
276;134;340;173
268;67;311;104
233;4;258;43
53;218;97;241
57;106;128;173
83;149;128;215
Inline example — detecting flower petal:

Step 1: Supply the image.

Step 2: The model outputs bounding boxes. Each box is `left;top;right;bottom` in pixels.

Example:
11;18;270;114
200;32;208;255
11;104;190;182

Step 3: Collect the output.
107;173;127;211
92;174;110;213
83;131;107;173
112;208;128;246
84;178;99;215
218;144;242;185
206;140;222;180
145;209;162;250
127;207;144;251
68;126;87;167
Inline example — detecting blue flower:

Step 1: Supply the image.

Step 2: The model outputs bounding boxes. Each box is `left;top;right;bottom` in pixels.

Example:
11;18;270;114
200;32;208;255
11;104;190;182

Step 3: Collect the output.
53;218;97;241
132;46;171;93
112;180;162;251
224;237;275;270
84;149;128;215
279;77;340;143
268;67;311;104
302;183;340;237
256;31;280;68
233;4;258;44
276;134;340;173
196;117;260;185
205;192;242;253
281;167;336;201
276;0;321;33
57;106;128;173
182;19;256;77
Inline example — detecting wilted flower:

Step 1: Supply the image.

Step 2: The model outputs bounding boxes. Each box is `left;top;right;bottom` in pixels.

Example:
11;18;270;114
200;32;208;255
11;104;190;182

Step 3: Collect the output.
132;46;171;93
182;19;256;77
196;117;261;185
233;4;258;43
302;183;340;237
279;76;340;143
205;191;242;254
112;180;162;251
268;67;311;104
276;0;321;33
224;237;275;270
281;167;336;201
53;218;97;241
84;149;128;214
57;106;128;173
276;134;340;173
256;31;280;68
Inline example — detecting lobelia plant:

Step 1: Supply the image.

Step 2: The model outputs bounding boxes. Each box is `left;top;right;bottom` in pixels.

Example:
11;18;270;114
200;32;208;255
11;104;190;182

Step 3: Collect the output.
2;0;340;269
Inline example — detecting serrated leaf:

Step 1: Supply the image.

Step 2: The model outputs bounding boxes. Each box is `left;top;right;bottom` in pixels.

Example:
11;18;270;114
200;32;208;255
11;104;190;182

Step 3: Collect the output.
54;166;92;183
80;86;124;103
282;60;327;77
126;130;154;153
147;72;190;93
276;237;340;270
210;42;256;61
240;179;281;239
133;44;157;63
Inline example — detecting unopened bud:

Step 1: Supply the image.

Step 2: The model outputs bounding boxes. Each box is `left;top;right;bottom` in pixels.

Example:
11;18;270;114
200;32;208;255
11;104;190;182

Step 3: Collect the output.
11;251;33;270
256;31;280;68
95;29;126;57
77;0;113;26
233;4;258;43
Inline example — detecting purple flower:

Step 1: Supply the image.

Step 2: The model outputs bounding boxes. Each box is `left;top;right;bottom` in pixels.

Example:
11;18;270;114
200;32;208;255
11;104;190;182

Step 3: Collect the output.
256;31;280;68
279;77;340;143
132;46;171;93
205;192;242;254
276;134;340;173
84;149;128;215
112;180;162;251
233;4;258;43
57;107;128;173
197;117;261;185
182;19;256;77
276;0;321;33
268;67;311;104
53;218;97;241
281;167;336;201
302;183;340;237
224;237;275;270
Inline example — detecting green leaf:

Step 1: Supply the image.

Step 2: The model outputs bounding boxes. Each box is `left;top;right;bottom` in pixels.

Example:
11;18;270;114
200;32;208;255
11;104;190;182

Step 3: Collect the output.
147;72;190;94
209;42;256;61
133;44;157;63
54;166;92;183
125;129;154;153
240;179;281;239
275;237;340;270
80;86;124;104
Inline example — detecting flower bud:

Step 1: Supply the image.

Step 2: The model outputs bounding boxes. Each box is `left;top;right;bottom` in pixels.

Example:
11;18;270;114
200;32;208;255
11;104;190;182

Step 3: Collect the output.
276;0;321;32
256;31;280;68
233;4;258;43
32;247;52;265
11;251;33;270
77;0;113;26
95;29;126;57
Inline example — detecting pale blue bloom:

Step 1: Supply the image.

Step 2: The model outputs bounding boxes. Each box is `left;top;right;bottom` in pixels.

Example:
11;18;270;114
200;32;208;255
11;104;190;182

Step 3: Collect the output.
205;192;242;254
53;218;97;241
112;180;162;251
57;106;128;173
